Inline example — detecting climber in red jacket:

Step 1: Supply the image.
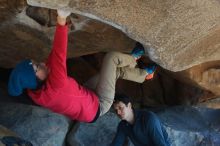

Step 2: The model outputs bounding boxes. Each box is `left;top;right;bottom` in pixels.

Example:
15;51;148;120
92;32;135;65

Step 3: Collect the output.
8;9;156;123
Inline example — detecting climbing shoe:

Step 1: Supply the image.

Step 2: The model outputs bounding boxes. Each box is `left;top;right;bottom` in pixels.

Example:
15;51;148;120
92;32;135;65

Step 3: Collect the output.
144;64;157;80
131;42;145;60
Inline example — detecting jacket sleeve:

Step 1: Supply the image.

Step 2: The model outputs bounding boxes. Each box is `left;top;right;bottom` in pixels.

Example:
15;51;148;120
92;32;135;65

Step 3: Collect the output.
110;122;126;146
46;24;68;89
145;112;170;146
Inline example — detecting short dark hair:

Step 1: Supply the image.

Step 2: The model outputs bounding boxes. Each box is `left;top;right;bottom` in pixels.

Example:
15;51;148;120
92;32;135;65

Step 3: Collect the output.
114;93;132;106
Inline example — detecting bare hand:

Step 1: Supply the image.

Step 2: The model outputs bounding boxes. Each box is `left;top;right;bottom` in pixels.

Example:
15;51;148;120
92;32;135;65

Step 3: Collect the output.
57;8;71;26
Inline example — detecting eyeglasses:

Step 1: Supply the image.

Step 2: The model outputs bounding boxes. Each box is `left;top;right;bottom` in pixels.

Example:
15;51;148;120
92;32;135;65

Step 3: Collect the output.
33;63;39;73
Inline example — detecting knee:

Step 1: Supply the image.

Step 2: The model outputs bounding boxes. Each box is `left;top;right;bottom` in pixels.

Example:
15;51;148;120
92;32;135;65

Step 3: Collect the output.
105;51;120;59
104;51;121;63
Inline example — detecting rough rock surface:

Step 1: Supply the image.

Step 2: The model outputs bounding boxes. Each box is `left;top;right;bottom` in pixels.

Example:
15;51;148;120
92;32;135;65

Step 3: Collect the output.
198;97;220;109
0;2;134;68
175;61;220;95
27;0;220;71
67;106;220;146
0;102;71;146
67;112;121;146
159;106;220;146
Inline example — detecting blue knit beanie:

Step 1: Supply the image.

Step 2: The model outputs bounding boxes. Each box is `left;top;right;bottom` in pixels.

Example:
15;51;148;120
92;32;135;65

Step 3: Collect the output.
8;59;37;96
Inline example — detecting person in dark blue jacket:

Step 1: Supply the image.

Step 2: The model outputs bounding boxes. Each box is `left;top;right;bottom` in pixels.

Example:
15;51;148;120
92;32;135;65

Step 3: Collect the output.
111;94;170;146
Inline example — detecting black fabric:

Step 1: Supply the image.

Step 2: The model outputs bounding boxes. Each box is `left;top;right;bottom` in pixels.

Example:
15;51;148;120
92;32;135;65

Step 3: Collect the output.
90;104;100;123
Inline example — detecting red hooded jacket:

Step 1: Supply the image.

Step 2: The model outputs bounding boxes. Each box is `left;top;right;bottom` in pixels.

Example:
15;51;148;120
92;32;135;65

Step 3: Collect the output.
28;24;99;122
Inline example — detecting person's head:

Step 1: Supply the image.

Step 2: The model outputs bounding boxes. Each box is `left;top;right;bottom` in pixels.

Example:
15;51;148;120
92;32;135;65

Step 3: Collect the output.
8;59;49;96
31;60;48;81
113;94;133;121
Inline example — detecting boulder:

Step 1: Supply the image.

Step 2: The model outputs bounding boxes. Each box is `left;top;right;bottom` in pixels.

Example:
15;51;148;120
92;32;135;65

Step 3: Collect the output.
67;112;121;146
27;0;220;71
0;102;71;146
0;125;32;146
159;106;220;146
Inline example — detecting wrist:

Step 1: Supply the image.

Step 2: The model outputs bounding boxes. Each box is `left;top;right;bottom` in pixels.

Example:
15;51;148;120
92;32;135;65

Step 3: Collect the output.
57;16;66;26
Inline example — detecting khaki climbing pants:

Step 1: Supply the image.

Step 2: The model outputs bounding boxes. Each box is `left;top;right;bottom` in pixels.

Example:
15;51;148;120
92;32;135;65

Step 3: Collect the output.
95;51;147;116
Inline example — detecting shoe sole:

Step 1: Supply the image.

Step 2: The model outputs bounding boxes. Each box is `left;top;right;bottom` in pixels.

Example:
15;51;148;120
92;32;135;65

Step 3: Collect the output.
145;67;157;80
